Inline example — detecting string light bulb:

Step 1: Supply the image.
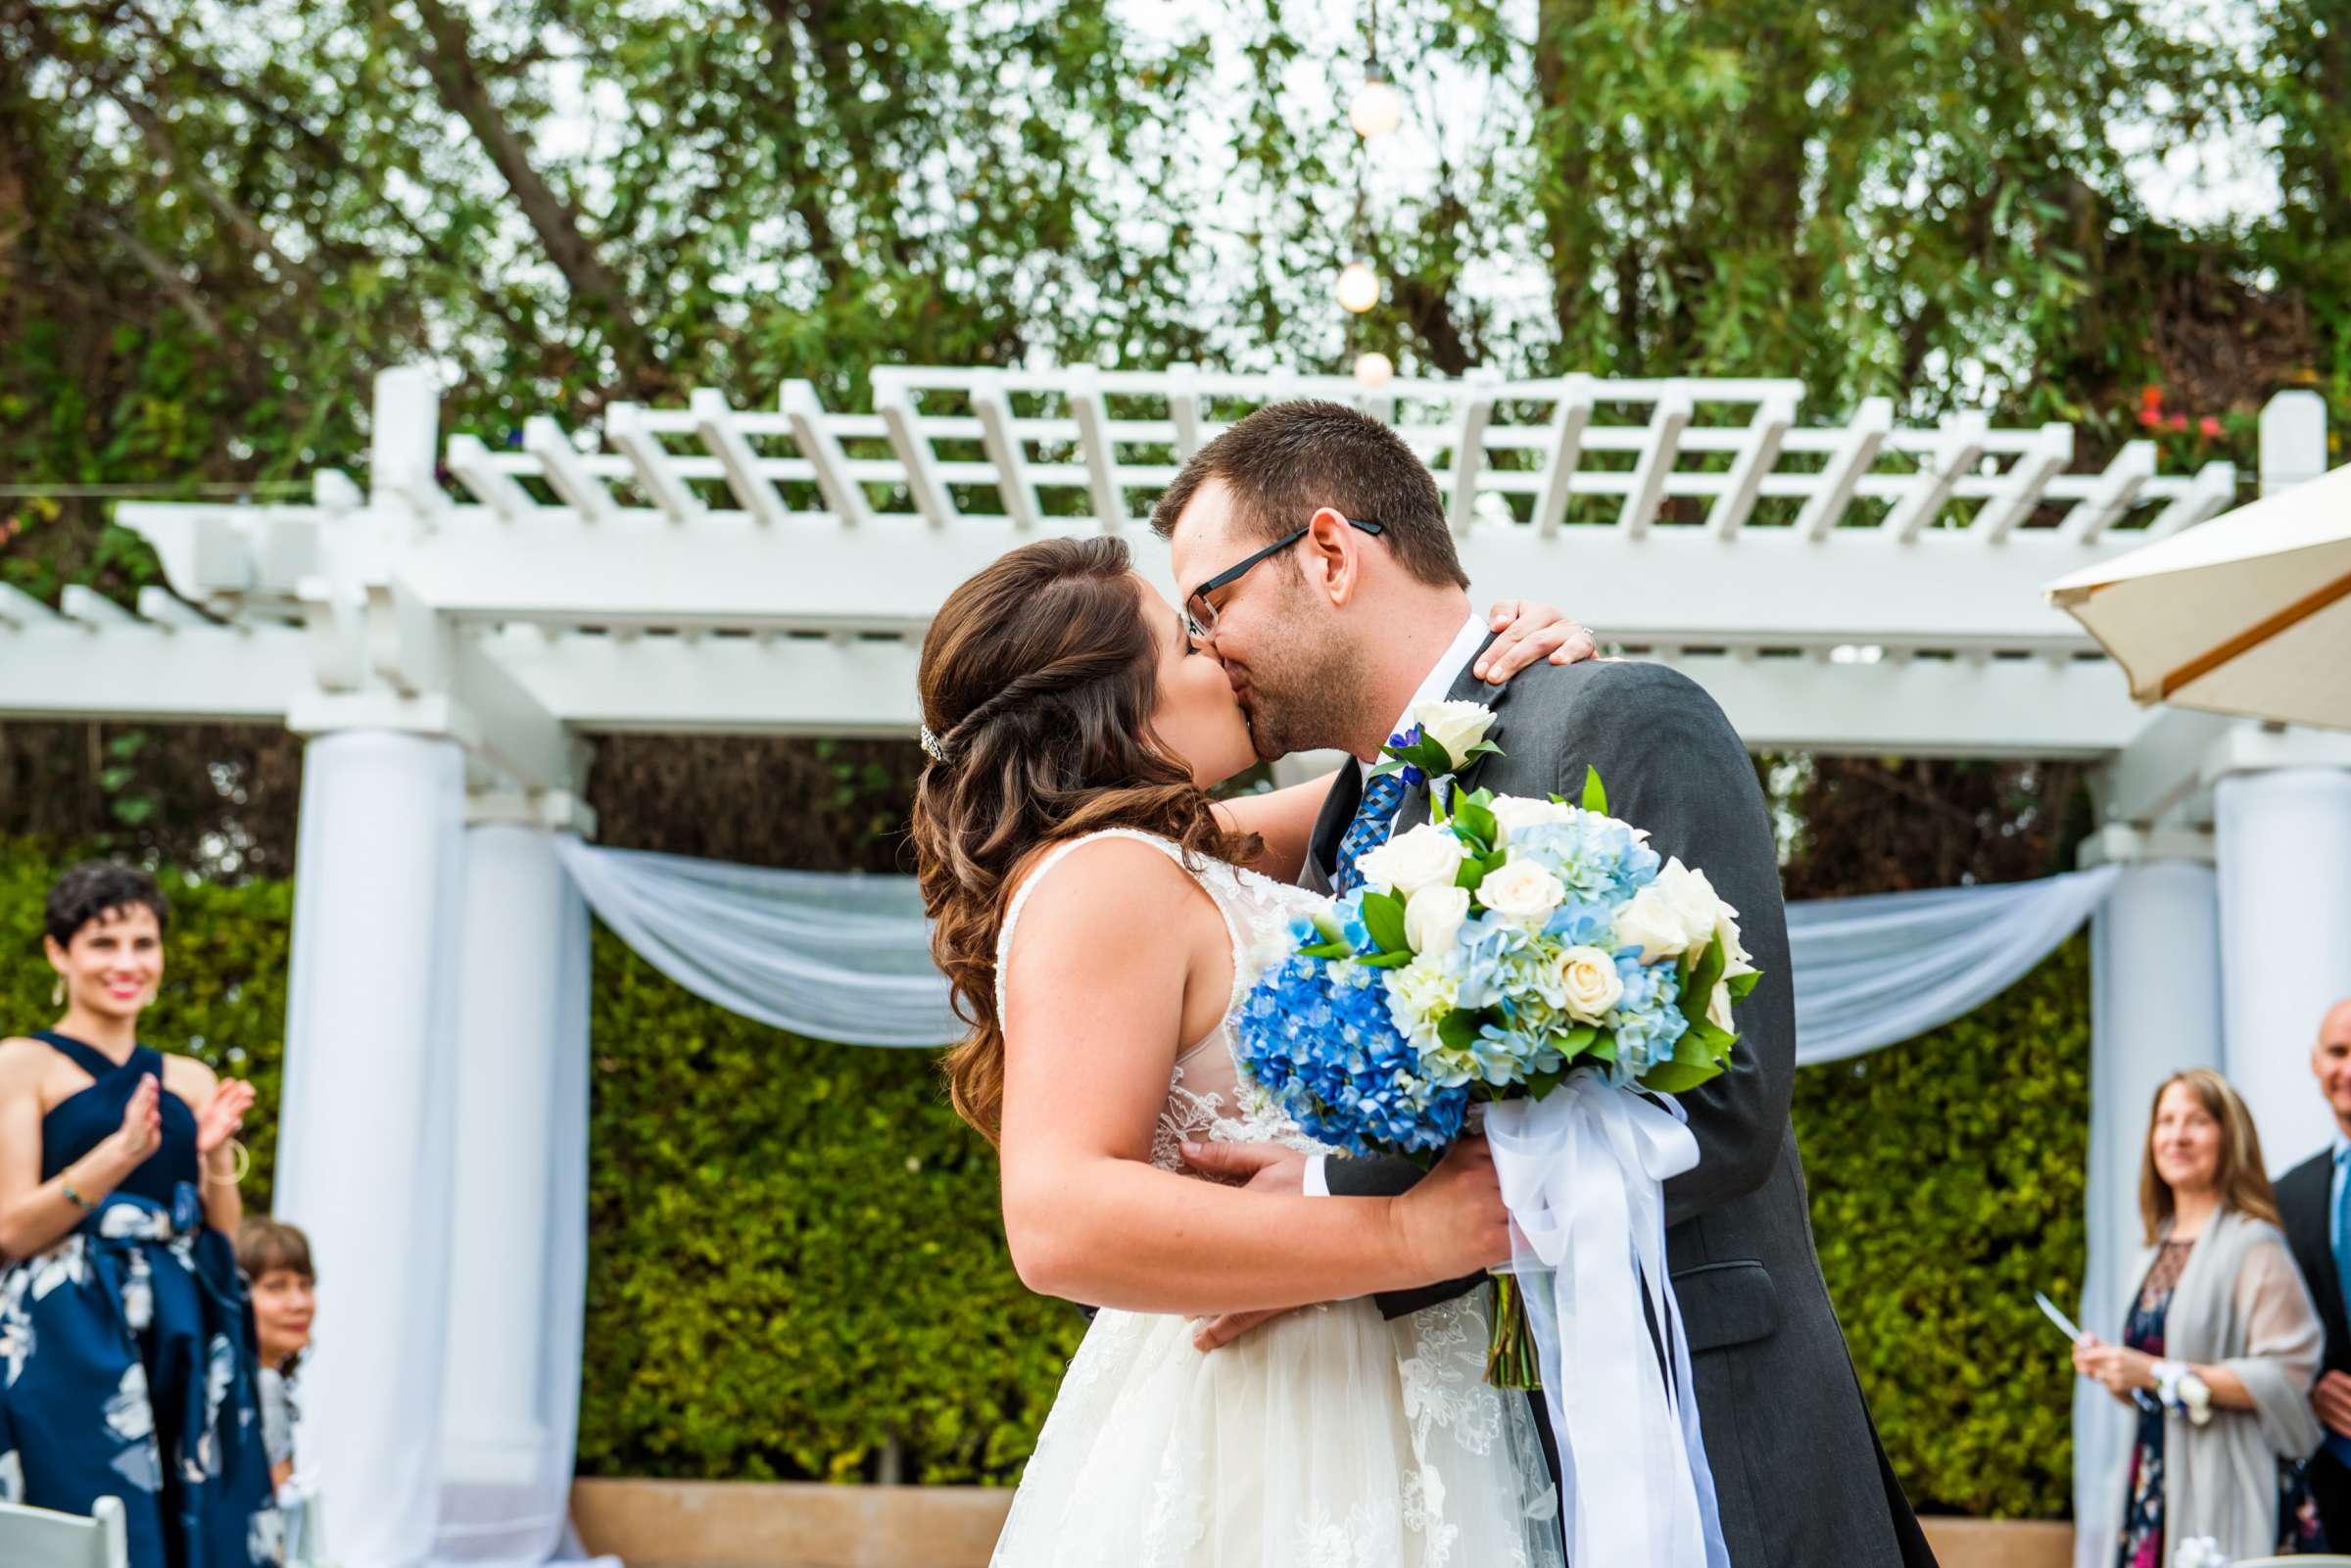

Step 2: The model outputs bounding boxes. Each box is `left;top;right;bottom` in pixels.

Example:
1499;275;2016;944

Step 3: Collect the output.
1349;74;1404;139
1336;261;1379;313
1354;351;1395;389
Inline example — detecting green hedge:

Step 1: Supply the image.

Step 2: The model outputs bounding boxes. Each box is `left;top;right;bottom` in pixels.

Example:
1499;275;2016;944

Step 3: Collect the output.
1792;934;2088;1518
575;927;1080;1482
0;838;2087;1511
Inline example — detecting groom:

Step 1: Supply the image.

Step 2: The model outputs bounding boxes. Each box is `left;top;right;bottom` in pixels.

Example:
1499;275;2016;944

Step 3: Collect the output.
1156;400;1937;1568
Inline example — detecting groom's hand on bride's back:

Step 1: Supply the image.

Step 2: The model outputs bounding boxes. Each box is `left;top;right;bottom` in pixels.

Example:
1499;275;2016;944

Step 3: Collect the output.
1181;1137;1511;1353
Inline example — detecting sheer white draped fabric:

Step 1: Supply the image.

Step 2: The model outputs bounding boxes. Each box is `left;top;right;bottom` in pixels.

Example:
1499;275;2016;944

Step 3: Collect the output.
1783;866;2121;1066
549;841;2121;1068
551;839;958;1046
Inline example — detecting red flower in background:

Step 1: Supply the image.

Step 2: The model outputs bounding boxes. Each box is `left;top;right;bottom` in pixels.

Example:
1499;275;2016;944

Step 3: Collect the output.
2199;416;2222;438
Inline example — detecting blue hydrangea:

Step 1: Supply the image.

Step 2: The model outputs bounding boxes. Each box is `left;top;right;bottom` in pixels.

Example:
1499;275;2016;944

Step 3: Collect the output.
1234;955;1466;1158
1511;814;1661;909
1605;948;1690;1073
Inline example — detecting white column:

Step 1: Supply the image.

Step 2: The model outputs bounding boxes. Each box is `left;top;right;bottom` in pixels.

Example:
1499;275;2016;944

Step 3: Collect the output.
436;815;589;1562
276;730;469;1568
2216;767;2351;1172
2074;853;2220;1567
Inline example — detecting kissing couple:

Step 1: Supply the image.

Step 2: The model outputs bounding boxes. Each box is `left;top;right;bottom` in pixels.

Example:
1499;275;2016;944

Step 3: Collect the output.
909;400;1938;1567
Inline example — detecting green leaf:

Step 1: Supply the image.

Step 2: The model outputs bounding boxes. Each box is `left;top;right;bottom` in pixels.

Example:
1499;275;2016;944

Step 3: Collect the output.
1358;949;1415;969
1556;1023;1599;1054
1360;890;1409;955
1726;970;1762;1000
1638;1059;1722;1095
1525;1066;1565;1100
1455;798;1499;854
1681;1017;1737;1053
1580;766;1608;814
1680;931;1728;1027
1455;857;1488;893
1437;1010;1481;1054
1297;940;1355;961
1584;1033;1618;1064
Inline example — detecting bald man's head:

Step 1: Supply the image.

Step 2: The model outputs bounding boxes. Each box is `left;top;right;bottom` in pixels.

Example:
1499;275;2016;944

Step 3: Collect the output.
2311;998;2351;1134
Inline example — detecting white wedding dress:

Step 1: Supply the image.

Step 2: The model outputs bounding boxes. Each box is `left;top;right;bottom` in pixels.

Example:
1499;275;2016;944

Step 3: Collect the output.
987;829;1563;1568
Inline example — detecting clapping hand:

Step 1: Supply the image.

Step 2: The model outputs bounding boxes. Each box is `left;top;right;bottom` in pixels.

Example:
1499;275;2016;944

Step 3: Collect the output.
113;1072;164;1162
196;1078;255;1158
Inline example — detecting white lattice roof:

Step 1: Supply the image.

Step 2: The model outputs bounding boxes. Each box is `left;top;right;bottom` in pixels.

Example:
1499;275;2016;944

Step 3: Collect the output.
1;364;2253;788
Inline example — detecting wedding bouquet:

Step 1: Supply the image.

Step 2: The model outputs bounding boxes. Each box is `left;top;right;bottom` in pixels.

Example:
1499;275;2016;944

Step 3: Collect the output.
1232;701;1761;1384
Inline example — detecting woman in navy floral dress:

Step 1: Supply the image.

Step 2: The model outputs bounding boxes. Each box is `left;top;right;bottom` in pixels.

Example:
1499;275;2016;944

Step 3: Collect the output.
0;864;277;1566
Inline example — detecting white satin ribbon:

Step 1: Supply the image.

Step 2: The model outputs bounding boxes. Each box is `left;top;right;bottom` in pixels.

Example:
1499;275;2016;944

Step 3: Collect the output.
1485;1072;1731;1568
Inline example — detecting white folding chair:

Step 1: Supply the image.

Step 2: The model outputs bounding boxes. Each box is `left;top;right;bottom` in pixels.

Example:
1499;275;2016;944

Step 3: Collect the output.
286;1485;329;1568
0;1495;130;1568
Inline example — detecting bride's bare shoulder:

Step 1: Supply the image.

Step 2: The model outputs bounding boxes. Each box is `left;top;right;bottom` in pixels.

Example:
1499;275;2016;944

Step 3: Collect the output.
1000;835;1214;959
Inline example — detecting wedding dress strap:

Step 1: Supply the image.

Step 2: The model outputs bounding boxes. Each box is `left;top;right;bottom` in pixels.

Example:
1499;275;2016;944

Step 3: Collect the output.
993;829;1244;1040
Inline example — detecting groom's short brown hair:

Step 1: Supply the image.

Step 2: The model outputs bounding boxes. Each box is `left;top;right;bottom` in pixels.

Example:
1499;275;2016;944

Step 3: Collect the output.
1149;400;1468;590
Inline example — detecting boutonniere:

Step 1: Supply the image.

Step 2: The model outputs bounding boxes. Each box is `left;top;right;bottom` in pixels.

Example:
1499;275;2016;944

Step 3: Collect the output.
1370;699;1504;789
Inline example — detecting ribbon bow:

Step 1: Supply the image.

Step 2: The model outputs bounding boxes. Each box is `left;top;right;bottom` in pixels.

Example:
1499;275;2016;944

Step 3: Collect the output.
1485;1071;1730;1568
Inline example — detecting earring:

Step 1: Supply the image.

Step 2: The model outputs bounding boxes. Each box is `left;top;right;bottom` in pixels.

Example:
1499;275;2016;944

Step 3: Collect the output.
51;978;64;1007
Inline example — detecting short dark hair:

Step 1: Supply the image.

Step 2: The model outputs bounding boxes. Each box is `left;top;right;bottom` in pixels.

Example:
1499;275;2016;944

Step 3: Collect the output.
44;862;170;948
1149;400;1468;590
238;1217;316;1282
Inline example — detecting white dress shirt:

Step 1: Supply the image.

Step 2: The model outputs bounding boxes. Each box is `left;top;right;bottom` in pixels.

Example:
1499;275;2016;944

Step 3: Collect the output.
1303;610;1490;1198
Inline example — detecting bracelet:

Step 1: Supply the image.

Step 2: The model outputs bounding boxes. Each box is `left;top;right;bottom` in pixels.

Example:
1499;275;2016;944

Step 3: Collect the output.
61;1181;93;1212
204;1137;251;1187
2152;1359;2215;1426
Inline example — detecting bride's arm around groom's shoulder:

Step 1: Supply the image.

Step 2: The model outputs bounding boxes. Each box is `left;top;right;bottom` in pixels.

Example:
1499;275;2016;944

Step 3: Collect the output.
1530;656;1796;1229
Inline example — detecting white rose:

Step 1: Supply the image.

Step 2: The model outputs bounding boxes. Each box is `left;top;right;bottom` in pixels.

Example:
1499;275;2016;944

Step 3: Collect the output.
1411;698;1497;770
1717;906;1756;979
1705;979;1736;1035
1653;858;1731;952
1613;885;1689;964
1556;945;1624;1023
1404;883;1471;956
1489;794;1571;842
1356;822;1467;898
1477;856;1565;922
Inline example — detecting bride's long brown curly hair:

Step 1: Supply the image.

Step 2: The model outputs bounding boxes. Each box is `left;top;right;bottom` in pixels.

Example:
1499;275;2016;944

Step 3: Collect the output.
911;537;1257;1145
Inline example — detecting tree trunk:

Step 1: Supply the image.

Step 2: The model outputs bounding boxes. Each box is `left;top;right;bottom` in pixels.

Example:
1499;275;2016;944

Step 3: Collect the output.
405;0;657;387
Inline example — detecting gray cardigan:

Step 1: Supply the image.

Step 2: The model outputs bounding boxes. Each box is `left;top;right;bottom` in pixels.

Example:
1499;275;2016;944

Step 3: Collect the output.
2089;1208;2325;1564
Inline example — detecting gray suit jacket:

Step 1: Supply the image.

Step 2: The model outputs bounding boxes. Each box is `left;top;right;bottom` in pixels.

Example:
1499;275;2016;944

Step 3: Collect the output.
1305;649;1937;1568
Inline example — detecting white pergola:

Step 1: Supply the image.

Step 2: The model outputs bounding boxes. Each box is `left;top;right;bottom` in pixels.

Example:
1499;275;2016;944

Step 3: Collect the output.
4;365;2348;1567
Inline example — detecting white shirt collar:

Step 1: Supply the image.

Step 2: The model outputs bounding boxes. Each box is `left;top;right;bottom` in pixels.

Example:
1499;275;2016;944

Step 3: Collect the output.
1361;611;1491;782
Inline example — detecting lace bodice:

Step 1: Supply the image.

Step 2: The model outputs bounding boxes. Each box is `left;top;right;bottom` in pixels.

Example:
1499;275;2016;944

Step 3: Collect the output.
995;829;1334;1171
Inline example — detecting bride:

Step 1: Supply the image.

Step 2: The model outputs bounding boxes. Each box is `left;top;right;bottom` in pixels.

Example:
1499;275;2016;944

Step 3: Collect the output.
910;535;1573;1567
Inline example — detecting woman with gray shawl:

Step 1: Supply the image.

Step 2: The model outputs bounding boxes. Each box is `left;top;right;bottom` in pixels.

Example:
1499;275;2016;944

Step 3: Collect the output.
2078;1068;2327;1565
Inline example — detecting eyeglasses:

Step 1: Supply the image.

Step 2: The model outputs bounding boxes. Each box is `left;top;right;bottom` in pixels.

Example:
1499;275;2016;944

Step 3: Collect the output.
1181;516;1385;649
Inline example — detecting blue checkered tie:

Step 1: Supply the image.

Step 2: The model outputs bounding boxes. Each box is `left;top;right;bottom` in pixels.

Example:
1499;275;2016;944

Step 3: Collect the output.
1332;769;1410;895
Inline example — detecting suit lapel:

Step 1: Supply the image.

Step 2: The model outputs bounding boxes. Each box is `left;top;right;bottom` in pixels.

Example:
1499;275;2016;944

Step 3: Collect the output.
2284;1156;2351;1349
1393;632;1511;835
1302;762;1364;894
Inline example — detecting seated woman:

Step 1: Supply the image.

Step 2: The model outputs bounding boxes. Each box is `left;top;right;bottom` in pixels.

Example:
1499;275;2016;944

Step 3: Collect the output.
237;1217;316;1497
0;863;278;1567
2077;1068;2327;1564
